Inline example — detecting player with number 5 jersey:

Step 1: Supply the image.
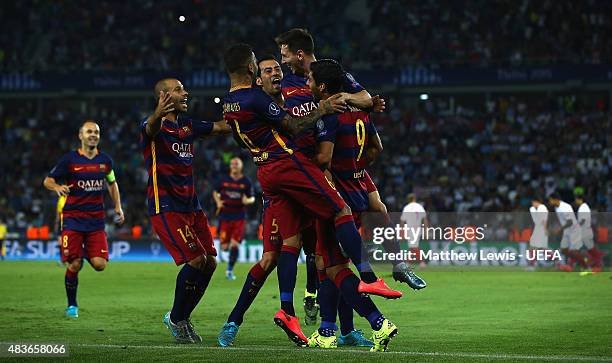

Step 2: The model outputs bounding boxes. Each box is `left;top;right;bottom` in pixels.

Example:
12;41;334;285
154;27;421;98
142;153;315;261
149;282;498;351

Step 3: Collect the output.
222;43;401;348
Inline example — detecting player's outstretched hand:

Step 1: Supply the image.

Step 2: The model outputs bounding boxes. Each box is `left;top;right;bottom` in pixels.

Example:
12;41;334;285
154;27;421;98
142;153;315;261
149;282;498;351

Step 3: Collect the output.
154;91;175;118
114;207;125;226
54;184;71;197
320;93;347;115
372;95;386;113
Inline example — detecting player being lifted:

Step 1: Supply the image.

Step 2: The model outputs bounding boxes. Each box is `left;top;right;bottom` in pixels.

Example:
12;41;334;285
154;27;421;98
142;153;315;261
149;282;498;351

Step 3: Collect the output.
222;43;401;348
275;28;425;291
270;45;373;345
277;29;369;323
141;78;230;343
213;157;255;280
219;56;369;347
308;59;398;351
43;121;124;319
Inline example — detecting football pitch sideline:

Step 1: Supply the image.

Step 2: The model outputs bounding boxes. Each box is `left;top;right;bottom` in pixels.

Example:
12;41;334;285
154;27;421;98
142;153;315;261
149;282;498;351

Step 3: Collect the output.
1;261;611;362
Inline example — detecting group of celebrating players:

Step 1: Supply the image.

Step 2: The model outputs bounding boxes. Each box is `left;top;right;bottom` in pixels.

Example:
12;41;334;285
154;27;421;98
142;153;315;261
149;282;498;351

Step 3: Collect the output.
44;28;427;352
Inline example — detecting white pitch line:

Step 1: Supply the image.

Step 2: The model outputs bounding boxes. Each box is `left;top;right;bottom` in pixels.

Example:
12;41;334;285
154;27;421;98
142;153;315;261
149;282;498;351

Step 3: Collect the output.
71;343;612;362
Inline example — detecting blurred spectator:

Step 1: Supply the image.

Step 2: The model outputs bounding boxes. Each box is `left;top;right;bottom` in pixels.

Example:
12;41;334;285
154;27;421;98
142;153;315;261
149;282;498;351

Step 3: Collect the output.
0;93;609;238
1;0;610;72
369;94;611;213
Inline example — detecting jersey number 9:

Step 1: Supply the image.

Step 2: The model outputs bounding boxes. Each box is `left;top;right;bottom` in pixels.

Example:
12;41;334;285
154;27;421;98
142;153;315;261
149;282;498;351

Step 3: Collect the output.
355;119;366;161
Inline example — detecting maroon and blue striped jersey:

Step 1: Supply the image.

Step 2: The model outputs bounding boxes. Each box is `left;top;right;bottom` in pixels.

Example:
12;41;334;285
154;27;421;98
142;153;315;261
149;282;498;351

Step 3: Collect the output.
48;149;114;232
281;71;365;156
140;116;213;216
214;175;253;221
316;109;377;212
223;86;295;165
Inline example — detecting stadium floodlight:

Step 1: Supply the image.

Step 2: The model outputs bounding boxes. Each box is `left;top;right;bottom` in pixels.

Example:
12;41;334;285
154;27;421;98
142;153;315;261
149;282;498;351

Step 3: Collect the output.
419;93;429;101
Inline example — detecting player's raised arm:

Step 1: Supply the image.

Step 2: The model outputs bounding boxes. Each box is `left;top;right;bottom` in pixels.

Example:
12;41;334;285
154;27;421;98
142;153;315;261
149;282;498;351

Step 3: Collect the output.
370;95;386;113
280;93;345;136
339;89;373;110
145;91;175;138
106;171;124;226
337;66;384;112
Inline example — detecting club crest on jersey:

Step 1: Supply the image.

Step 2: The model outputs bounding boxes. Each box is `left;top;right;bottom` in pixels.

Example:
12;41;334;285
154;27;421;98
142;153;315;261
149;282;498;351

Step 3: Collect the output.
100;164;106;171
77;179;104;192
172;142;194;158
268;102;281;116
179;126;192;138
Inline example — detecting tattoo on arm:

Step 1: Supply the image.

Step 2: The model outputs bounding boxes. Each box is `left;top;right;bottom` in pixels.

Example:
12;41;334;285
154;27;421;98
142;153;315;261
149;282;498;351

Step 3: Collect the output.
281;109;324;136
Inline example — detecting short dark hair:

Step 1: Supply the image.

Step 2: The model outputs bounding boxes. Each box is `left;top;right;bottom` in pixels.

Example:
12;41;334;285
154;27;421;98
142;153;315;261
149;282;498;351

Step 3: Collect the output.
531;195;543;202
223;43;254;74
548;192;561;200
310;59;344;94
257;54;278;77
153;78;175;100
80;120;99;132
258;54;278;64
275;28;314;54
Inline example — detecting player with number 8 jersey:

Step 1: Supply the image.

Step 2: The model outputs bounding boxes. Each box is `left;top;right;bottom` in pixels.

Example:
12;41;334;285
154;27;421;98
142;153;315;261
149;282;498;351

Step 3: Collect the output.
43;120;124;319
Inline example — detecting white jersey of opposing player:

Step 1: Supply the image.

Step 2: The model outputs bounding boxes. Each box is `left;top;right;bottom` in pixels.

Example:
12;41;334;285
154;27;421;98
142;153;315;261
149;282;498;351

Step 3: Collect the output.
555;201;582;249
401;202;426;246
529;204;548;248
577;202;594;248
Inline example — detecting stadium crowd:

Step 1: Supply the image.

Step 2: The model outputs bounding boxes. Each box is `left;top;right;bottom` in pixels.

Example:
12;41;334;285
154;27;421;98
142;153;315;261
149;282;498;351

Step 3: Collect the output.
1;0;610;238
371;94;611;214
0;93;609;237
1;0;610;72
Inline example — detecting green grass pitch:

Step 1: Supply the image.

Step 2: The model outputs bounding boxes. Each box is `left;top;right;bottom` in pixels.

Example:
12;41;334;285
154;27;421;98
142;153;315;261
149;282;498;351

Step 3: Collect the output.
1;261;611;362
